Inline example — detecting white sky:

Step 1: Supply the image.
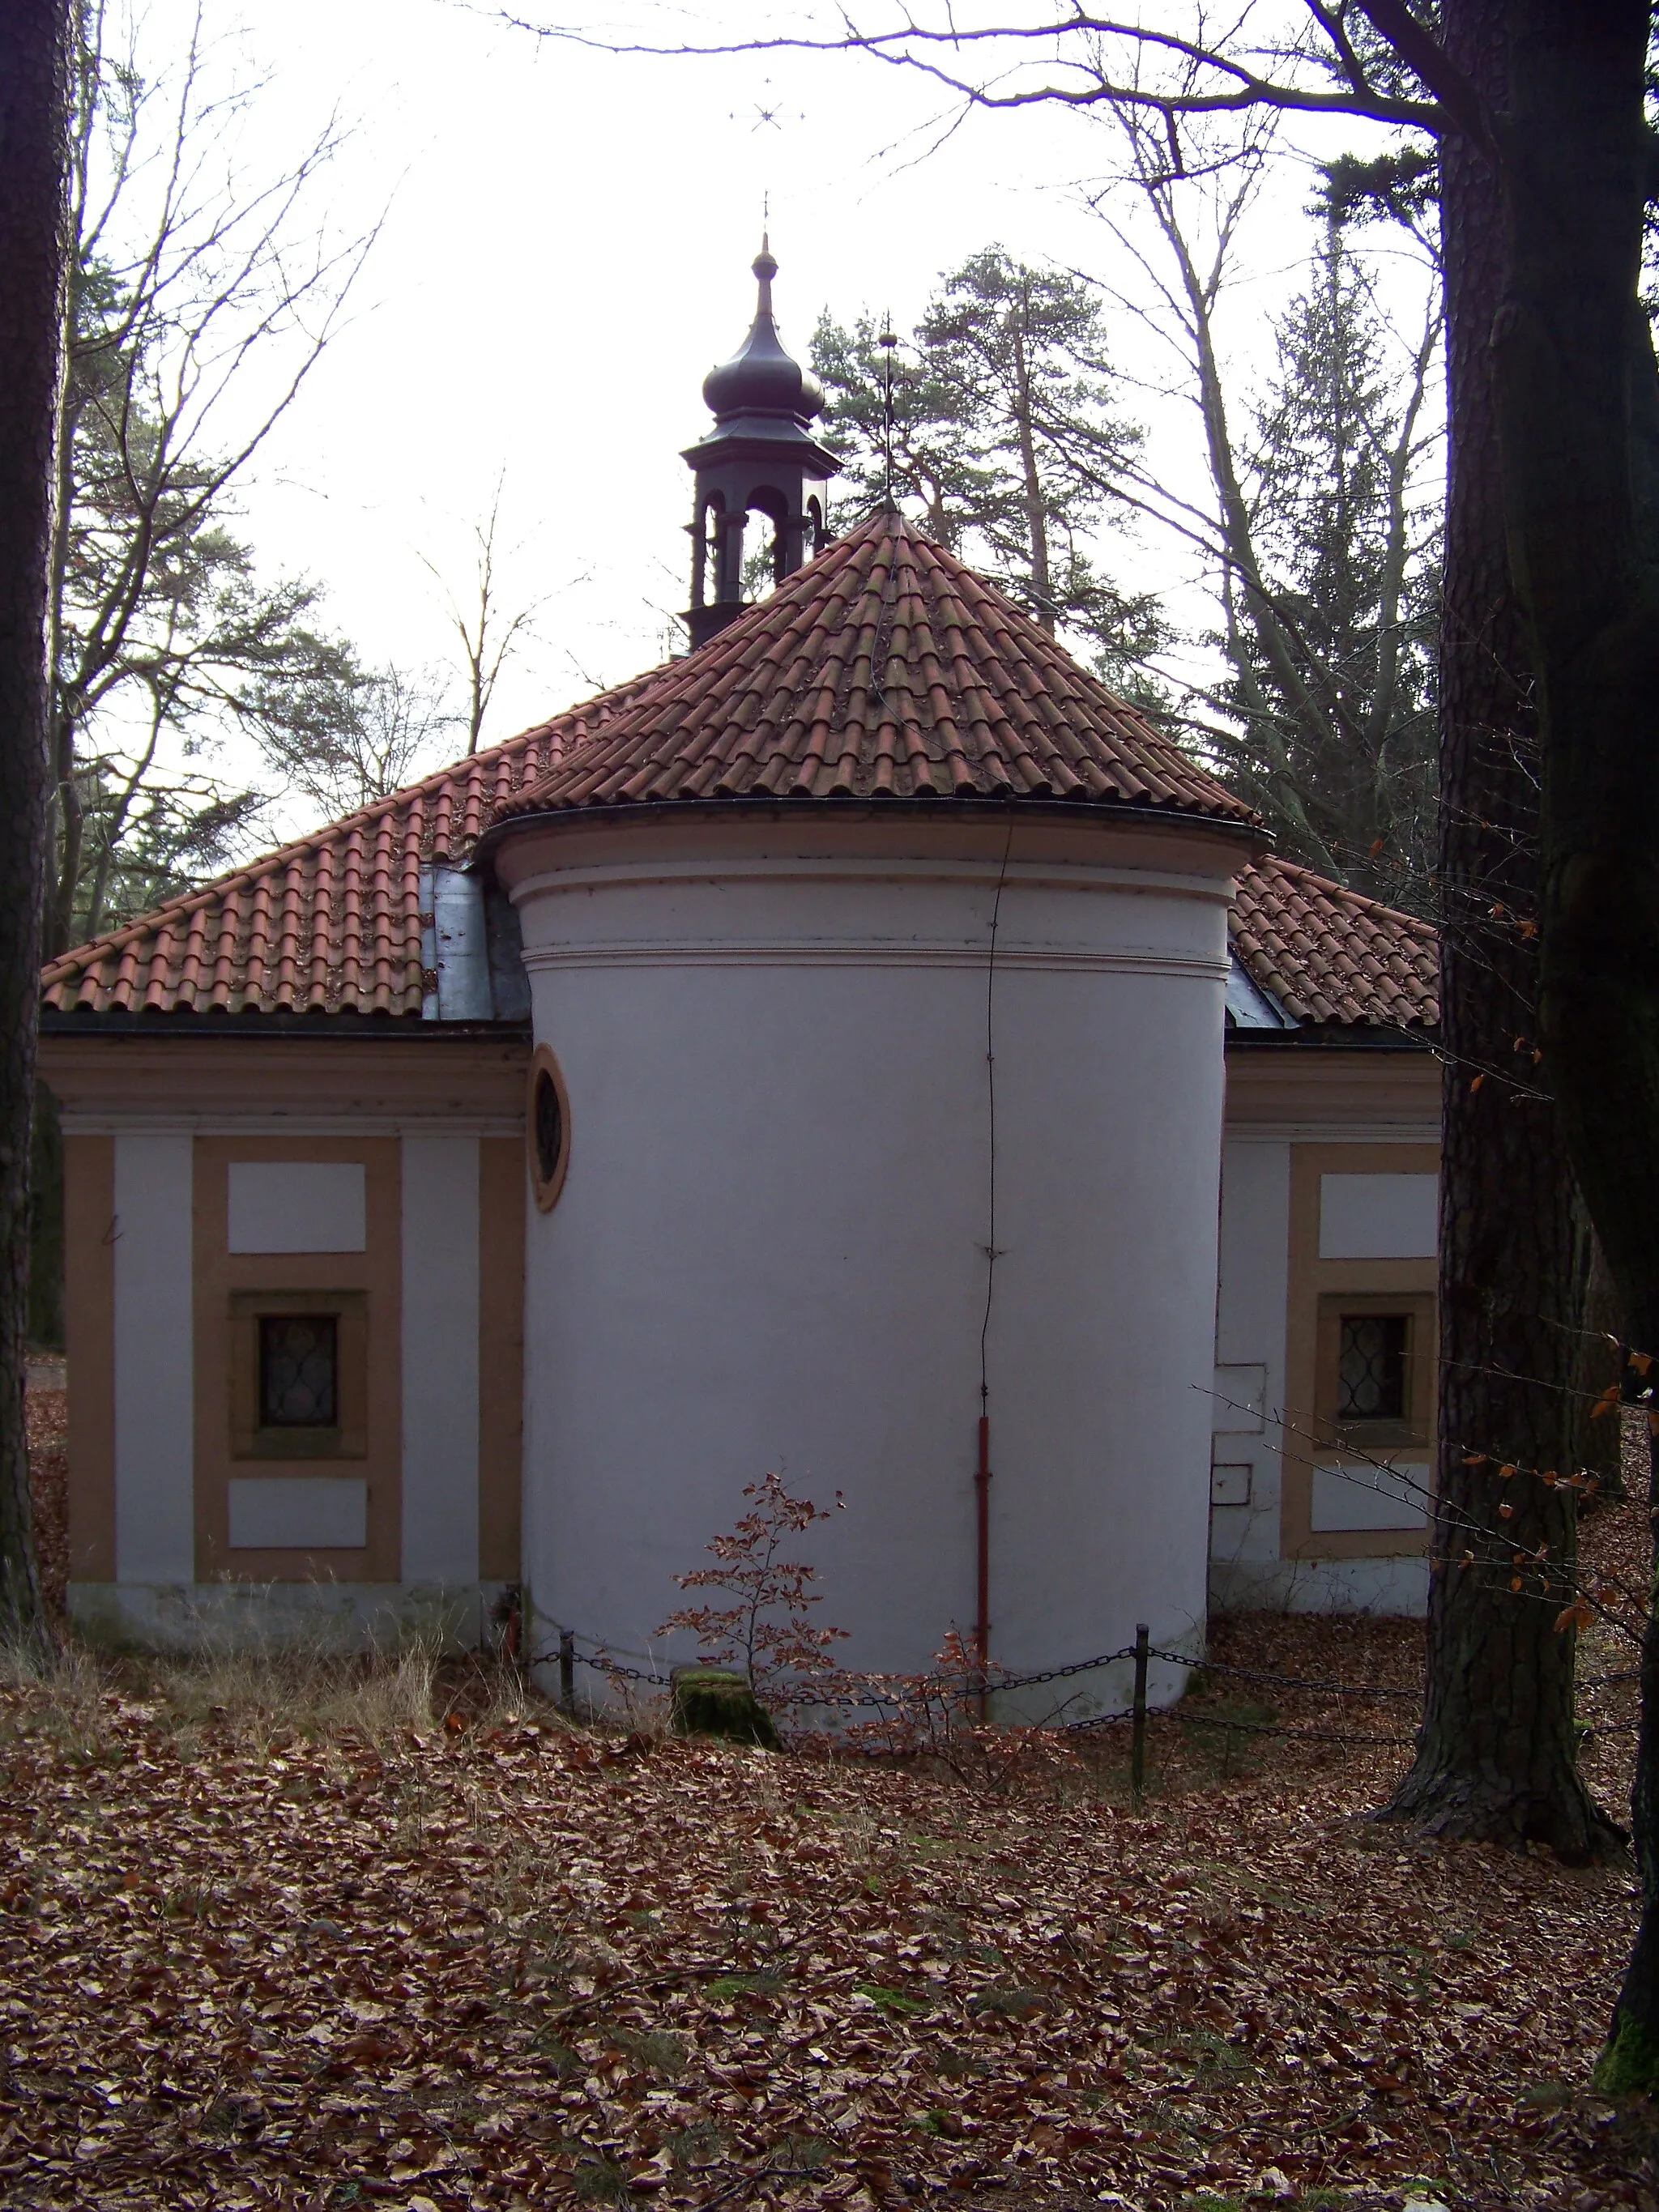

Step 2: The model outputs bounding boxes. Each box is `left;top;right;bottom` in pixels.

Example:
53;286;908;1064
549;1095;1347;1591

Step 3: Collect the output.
118;0;1436;843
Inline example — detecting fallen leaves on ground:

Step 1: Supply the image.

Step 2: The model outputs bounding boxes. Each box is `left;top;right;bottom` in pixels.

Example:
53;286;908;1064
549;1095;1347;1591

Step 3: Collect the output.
4;1395;1652;2212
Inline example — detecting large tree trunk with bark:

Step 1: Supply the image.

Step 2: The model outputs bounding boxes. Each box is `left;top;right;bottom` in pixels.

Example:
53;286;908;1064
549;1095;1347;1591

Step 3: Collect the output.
1489;0;1659;2099
1576;1232;1626;1502
1383;0;1616;1863
0;0;73;1634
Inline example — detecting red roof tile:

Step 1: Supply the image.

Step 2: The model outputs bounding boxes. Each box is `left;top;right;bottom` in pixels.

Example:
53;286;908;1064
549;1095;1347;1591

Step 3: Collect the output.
40;518;1436;1035
40;667;668;1021
1232;853;1439;1029
490;512;1256;824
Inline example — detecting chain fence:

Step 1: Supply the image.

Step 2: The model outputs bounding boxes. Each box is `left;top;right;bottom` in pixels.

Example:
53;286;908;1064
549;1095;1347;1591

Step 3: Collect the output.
524;1622;1639;1754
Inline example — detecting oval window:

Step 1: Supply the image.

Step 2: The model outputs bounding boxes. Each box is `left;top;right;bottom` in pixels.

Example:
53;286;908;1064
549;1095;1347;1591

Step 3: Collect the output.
527;1046;570;1211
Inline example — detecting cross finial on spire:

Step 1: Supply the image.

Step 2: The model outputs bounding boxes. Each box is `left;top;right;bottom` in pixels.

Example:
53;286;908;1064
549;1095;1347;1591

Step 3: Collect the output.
879;316;898;511
753;227;778;318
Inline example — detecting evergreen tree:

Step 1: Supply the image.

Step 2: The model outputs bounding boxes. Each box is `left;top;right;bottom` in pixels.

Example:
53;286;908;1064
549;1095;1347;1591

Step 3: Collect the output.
812;249;1168;701
247;660;457;820
1209;215;1440;899
53;297;363;939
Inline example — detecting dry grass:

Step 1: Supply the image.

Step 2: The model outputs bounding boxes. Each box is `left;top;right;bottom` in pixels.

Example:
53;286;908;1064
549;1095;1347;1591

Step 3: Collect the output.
0;1615;549;1762
23;1383;67;1617
0;1627;108;1754
150;1638;443;1745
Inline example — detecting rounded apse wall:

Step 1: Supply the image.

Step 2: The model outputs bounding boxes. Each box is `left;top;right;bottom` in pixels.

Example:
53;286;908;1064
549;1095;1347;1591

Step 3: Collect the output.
494;808;1239;1721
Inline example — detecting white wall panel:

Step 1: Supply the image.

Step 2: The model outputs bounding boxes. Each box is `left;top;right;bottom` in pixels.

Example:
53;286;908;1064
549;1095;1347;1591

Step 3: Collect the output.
1309;1461;1430;1532
1210;1463;1252;1507
1319;1173;1437;1259
228;1161;366;1252
400;1136;480;1583
1209;1140;1292;1568
228;1477;368;1549
113;1134;196;1583
1213;1363;1265;1432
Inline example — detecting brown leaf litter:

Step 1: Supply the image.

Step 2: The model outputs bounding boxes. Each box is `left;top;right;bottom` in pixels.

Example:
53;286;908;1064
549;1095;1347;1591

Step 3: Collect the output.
5;1391;1652;2212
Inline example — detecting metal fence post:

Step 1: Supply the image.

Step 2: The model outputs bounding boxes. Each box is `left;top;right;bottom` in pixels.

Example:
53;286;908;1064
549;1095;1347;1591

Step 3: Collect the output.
1130;1622;1149;1804
558;1628;575;1716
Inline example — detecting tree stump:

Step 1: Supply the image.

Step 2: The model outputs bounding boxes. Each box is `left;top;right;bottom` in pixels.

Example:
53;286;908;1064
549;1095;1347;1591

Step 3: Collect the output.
669;1667;778;1749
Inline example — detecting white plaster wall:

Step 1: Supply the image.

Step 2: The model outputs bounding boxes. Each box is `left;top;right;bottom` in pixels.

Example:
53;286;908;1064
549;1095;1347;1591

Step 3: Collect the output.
1310;1460;1430;1532
113;1133;196;1584
1207;1138;1291;1588
1319;1172;1437;1259
227;1161;366;1252
1208;1131;1437;1618
1206;1555;1431;1613
506;824;1235;1711
228;1477;369;1549
400;1134;481;1584
68;1579;508;1652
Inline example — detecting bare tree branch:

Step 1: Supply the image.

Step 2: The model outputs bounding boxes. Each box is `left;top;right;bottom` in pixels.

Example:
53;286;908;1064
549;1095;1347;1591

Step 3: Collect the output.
45;1;385;951
419;474;544;757
497;4;1451;132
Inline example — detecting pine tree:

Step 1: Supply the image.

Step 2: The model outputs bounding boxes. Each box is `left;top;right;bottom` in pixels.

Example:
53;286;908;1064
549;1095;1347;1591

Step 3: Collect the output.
1212;213;1439;899
50;237;371;944
812;249;1168;701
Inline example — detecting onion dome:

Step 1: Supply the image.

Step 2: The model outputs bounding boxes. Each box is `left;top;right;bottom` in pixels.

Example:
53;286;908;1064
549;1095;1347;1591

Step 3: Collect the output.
701;238;825;425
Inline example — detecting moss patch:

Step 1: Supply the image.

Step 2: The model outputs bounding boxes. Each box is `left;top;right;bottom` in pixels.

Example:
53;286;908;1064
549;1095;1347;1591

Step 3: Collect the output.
1593;2012;1659;2095
669;1668;779;1749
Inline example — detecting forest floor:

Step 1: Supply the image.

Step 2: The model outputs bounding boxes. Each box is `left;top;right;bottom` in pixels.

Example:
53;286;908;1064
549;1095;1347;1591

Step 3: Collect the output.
2;1390;1652;2212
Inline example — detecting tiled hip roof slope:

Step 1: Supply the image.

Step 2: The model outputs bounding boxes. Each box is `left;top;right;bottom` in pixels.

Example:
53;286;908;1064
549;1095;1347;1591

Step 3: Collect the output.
39;667;668;1022
39;518;1437;1033
1232;853;1438;1029
491;511;1257;820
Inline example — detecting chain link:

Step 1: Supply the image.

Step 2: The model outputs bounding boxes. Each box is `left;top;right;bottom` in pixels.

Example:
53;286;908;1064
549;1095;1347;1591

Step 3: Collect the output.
539;1630;1149;1703
530;1628;1640;1733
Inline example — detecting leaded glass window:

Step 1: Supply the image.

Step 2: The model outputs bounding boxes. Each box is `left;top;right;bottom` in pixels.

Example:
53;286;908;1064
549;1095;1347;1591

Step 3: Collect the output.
258;1315;339;1428
1336;1313;1409;1422
535;1065;563;1189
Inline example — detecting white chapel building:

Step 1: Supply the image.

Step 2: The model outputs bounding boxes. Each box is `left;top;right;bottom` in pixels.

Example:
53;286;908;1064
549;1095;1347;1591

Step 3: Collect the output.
37;249;1441;1717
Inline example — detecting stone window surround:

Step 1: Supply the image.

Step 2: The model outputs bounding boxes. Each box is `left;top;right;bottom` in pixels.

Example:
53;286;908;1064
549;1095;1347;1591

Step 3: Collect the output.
1282;1140;1439;1562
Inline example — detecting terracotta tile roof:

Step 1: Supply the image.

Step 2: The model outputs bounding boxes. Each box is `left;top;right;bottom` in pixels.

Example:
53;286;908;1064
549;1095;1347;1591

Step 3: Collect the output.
39;667;669;1021
39;518;1435;1035
489;511;1256;823
1232;853;1439;1030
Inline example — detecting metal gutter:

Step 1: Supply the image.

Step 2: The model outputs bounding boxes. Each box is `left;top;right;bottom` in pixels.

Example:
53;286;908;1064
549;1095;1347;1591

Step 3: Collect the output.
37;1010;531;1039
470;791;1269;871
1223;1023;1435;1052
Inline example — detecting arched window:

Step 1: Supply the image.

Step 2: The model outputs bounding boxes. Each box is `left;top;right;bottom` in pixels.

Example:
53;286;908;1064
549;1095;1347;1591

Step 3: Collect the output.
691;492;726;610
528;1045;571;1212
746;484;790;586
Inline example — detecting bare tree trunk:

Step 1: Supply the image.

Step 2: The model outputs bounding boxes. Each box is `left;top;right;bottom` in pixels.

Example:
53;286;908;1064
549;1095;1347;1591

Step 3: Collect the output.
0;0;73;1635
1009;298;1053;634
41;126;81;966
1486;0;1659;2095
47;705;81;959
1576;1230;1626;1503
1382;0;1615;1864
